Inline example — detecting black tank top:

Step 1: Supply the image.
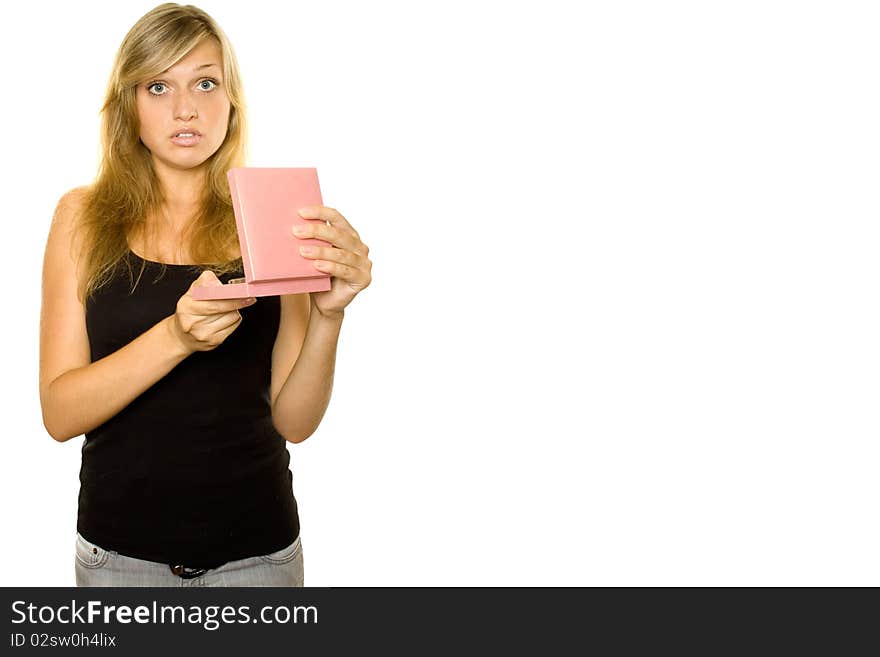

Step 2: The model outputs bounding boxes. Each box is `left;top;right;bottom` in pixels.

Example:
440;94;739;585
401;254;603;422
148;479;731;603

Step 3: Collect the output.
78;250;300;569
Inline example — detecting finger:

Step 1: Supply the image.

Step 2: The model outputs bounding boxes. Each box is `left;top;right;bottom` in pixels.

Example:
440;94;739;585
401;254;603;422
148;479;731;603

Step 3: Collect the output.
297;206;361;241
187;271;240;309
190;295;256;315
311;257;371;284
190;270;223;288
219;311;244;331
220;297;256;312
217;313;244;339
190;302;251;318
202;309;244;330
293;221;365;256
299;245;366;272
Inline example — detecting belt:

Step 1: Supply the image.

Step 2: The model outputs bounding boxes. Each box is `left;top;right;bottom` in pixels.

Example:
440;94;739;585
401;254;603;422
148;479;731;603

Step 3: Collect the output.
169;564;209;579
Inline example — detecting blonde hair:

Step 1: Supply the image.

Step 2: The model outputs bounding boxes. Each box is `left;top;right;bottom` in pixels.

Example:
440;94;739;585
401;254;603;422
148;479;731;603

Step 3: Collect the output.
72;2;249;303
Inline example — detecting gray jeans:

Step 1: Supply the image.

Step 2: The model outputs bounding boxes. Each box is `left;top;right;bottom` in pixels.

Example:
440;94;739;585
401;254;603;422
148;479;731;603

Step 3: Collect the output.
75;532;304;587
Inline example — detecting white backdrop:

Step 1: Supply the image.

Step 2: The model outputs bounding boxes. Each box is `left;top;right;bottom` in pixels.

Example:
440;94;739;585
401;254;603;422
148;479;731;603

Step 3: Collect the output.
2;0;878;586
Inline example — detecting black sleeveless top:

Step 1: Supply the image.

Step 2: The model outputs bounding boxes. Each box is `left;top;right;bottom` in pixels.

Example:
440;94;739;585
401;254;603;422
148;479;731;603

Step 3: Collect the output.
78;250;300;569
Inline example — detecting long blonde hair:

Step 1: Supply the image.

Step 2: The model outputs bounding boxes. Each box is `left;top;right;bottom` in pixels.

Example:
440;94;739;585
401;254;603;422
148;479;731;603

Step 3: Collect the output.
72;3;249;303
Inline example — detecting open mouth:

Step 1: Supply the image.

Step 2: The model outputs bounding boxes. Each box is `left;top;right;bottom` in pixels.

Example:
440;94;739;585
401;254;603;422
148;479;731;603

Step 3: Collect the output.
171;133;202;146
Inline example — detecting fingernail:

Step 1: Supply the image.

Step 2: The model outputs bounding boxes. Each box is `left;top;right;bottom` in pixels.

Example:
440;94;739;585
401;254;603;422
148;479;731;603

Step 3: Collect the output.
299;246;314;255
292;225;306;235
297;208;311;217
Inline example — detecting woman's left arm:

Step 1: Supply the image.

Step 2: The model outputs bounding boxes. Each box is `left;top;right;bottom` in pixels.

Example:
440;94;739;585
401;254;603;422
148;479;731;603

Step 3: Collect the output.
271;206;372;443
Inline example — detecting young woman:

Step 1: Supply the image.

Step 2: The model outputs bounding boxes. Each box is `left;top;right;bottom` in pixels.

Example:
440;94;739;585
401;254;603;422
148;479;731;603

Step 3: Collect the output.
39;3;371;586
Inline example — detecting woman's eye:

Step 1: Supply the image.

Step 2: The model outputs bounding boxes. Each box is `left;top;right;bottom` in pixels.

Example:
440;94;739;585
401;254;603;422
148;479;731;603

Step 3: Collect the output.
147;79;218;96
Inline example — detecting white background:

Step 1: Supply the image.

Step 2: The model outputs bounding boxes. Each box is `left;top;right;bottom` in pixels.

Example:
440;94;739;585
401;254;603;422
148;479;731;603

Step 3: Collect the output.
1;0;878;586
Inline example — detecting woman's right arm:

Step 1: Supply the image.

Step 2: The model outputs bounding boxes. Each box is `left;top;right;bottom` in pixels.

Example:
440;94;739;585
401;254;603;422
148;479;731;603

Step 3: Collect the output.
41;189;255;442
39;188;194;442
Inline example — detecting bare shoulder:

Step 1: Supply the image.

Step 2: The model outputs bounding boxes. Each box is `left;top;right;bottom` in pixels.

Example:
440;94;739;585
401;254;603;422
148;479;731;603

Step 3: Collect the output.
44;185;92;300
61;184;90;204
52;185;90;239
55;185;90;219
49;186;91;267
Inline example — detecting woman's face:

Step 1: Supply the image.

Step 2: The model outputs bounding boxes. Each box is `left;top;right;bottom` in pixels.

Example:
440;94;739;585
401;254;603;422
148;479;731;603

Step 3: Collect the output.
135;39;231;172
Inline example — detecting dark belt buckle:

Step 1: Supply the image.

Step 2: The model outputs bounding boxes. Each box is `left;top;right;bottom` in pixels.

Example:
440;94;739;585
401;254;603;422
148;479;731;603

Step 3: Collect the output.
170;564;208;579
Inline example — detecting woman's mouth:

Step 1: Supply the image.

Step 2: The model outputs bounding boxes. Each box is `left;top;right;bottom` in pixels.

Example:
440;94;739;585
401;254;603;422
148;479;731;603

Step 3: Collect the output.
171;132;202;146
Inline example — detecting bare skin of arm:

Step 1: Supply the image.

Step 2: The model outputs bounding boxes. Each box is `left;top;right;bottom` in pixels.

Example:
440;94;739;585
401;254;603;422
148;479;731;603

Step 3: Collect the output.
39;187;254;442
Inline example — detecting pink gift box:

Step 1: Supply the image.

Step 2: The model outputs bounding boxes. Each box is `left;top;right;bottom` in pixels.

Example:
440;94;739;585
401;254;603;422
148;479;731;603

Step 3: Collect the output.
190;167;332;300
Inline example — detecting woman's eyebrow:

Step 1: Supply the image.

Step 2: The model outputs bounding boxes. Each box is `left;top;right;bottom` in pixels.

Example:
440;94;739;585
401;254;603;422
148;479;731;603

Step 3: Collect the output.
155;63;221;76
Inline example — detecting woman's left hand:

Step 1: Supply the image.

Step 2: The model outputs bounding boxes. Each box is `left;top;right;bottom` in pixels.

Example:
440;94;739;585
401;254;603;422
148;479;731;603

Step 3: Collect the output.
293;206;372;319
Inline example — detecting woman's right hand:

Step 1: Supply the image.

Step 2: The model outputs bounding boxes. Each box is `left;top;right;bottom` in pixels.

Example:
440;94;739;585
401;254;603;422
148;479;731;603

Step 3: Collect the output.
169;270;257;355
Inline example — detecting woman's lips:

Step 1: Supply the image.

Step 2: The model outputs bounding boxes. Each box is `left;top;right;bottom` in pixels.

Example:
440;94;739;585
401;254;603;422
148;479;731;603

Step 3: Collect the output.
171;133;202;146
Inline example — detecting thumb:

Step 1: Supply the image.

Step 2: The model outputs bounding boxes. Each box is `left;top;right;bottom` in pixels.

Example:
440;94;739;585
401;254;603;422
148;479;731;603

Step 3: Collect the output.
191;269;223;288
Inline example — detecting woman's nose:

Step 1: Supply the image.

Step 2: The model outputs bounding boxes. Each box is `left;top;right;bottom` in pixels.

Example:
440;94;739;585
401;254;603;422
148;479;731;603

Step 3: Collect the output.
173;93;199;120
